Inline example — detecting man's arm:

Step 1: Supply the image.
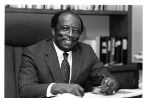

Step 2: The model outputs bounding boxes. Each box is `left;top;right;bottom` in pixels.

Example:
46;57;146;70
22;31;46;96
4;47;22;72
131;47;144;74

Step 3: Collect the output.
19;47;50;98
19;47;84;97
86;45;119;94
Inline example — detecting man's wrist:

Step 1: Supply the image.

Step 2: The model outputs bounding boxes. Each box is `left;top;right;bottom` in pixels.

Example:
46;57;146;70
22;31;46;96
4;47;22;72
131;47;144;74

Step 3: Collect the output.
46;83;56;97
50;83;60;95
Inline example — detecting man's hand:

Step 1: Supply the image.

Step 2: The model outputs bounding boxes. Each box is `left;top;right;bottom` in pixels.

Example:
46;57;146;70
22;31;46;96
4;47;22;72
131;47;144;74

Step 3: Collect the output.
51;83;85;97
92;77;119;95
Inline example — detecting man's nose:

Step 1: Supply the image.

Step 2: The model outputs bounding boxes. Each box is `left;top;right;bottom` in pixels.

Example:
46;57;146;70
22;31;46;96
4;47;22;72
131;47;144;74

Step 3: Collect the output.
68;28;74;37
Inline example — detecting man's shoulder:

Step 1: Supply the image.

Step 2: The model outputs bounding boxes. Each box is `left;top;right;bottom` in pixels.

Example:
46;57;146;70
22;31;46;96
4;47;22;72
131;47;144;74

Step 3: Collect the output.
24;39;52;51
76;42;96;59
78;42;91;49
77;42;93;53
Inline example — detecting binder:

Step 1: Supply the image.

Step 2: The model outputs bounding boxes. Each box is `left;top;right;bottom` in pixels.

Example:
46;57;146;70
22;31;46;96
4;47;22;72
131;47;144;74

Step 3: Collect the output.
122;37;128;64
100;37;108;65
109;37;116;65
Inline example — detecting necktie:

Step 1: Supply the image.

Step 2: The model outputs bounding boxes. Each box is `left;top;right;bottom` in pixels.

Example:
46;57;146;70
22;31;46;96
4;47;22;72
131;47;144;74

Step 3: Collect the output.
61;52;70;83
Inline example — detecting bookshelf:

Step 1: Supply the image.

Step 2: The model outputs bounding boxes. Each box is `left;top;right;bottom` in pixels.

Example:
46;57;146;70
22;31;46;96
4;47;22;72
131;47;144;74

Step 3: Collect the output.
6;8;128;15
110;5;132;64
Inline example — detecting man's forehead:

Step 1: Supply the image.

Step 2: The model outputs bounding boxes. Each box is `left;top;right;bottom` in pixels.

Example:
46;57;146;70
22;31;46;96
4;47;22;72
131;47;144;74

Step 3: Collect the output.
58;12;81;24
59;12;78;18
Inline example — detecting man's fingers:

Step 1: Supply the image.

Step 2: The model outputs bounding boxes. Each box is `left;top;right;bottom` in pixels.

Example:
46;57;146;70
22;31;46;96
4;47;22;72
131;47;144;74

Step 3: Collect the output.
78;86;85;96
74;89;82;96
71;85;84;97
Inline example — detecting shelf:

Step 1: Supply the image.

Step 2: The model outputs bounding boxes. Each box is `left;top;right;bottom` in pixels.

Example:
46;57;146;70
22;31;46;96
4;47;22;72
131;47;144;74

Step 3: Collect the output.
5;8;128;15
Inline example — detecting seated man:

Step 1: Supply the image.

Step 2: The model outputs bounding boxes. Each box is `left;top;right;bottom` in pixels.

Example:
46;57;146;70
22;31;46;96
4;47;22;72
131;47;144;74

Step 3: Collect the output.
19;10;119;98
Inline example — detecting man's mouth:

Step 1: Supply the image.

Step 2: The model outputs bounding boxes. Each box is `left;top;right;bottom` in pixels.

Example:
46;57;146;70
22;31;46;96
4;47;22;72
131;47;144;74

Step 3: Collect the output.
65;40;72;45
62;39;74;46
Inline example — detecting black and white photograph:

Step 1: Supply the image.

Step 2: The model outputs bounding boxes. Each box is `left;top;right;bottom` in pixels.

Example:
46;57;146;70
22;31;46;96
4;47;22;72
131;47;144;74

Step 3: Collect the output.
4;3;143;98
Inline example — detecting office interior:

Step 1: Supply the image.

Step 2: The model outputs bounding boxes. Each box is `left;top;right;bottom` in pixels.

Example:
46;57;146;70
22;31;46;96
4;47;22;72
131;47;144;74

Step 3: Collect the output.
5;5;143;98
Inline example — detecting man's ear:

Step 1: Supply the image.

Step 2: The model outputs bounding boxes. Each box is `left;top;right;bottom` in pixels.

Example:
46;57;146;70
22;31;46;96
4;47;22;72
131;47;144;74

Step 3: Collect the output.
51;28;55;36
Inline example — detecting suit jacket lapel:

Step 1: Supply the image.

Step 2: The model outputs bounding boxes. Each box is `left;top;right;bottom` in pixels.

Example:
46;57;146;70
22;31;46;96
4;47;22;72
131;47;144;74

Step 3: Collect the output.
44;40;63;83
71;45;83;83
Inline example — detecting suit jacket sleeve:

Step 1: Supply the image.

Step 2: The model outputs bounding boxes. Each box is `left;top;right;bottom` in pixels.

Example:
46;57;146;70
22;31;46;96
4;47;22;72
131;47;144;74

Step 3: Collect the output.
84;45;119;91
18;47;49;98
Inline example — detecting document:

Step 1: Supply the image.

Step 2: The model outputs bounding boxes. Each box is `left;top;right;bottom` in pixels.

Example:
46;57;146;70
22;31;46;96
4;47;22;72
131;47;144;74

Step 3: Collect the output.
84;89;142;98
53;89;142;98
53;93;82;98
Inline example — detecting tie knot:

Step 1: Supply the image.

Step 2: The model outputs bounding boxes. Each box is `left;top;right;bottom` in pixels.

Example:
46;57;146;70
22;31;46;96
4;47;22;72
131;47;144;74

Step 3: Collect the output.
63;52;69;60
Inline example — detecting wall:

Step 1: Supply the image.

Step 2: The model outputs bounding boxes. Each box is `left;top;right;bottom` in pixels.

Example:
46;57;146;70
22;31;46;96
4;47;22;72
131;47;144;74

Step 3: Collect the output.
132;5;143;62
79;15;109;41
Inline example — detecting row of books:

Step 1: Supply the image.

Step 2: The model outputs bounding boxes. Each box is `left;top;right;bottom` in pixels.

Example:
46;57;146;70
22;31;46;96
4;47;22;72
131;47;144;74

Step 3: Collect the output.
5;4;128;11
83;36;128;66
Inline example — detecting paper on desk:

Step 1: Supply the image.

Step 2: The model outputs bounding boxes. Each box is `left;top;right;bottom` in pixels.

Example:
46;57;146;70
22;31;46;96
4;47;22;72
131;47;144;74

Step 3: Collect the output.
53;93;82;98
83;89;142;98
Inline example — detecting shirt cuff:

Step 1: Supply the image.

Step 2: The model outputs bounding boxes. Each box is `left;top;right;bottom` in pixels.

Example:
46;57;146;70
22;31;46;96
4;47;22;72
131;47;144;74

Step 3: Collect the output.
46;83;55;97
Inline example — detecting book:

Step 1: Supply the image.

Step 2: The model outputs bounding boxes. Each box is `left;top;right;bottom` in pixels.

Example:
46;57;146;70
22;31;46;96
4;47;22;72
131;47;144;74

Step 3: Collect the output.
115;37;122;64
112;37;125;65
122;37;128;64
109;37;116;64
100;37;108;65
107;37;111;64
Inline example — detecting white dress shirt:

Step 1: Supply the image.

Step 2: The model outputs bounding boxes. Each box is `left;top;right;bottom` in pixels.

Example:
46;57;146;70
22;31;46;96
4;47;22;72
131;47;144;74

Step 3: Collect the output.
46;42;72;97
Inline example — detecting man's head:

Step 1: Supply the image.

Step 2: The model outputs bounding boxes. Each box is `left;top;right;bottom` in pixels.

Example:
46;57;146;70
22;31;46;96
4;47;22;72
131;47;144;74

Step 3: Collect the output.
51;11;84;52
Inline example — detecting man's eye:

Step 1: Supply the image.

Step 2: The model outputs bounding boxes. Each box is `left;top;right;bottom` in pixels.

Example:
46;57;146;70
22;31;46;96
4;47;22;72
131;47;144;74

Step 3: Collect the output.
73;30;81;34
61;27;69;31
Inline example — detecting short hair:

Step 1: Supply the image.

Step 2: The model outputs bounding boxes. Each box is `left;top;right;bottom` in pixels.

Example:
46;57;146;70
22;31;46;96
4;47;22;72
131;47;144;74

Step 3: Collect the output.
51;10;84;32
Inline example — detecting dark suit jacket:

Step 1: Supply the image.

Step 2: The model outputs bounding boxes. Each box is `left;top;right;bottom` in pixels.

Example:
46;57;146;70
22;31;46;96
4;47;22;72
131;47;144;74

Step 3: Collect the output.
19;39;114;98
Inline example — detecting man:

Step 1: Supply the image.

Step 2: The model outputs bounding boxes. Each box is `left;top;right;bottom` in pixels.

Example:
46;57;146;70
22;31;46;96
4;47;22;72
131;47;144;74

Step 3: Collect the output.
19;10;119;98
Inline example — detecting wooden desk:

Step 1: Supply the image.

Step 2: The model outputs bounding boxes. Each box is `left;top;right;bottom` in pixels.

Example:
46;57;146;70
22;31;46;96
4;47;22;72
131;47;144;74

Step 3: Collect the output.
107;63;139;89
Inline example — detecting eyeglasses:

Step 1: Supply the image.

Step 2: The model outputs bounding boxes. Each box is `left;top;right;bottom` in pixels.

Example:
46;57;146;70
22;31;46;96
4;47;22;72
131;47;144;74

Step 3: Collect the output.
55;25;82;35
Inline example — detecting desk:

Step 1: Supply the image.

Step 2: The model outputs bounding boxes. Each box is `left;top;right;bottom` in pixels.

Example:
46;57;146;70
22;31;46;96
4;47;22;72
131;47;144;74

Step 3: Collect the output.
108;64;139;89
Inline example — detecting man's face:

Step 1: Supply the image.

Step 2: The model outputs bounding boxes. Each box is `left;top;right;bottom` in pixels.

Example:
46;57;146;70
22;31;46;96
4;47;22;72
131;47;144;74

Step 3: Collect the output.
53;13;82;52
